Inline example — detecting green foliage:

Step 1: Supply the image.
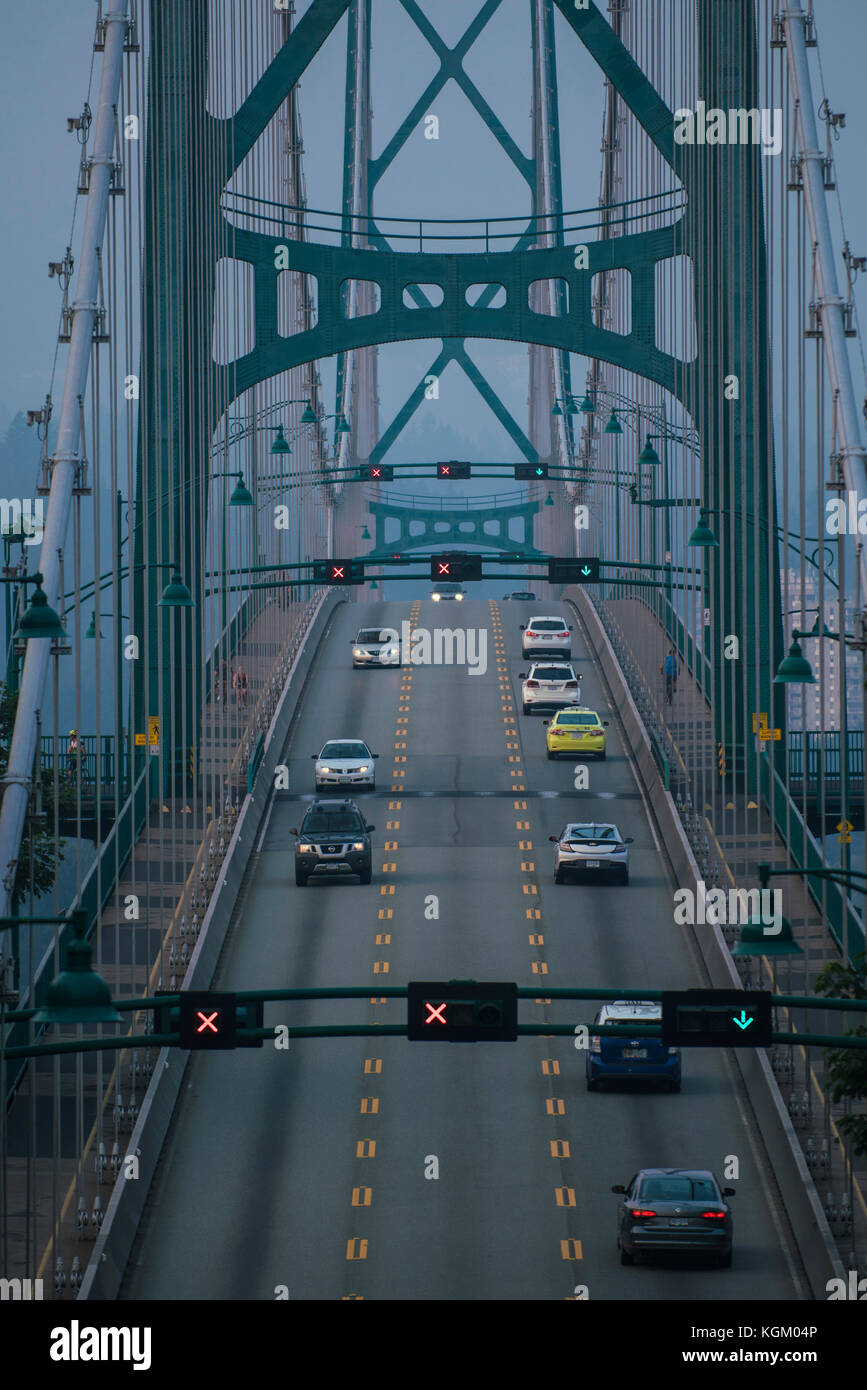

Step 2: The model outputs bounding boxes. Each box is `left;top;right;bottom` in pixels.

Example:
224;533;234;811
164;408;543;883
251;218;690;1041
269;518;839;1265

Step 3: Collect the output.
815;951;867;1155
0;680;65;908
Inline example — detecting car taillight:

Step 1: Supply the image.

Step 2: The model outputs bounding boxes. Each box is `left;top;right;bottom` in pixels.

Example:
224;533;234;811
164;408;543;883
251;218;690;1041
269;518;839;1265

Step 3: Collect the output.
701;1210;727;1220
525;680;540;688
565;681;578;688
630;1209;657;1220
590;1035;601;1053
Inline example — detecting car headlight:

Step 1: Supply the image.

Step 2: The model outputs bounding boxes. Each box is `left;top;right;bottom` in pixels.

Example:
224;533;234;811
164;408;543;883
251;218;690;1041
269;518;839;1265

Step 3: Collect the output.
353;648;363;656
318;766;331;773
352;841;365;851
298;844;314;853
357;765;369;773
455;593;463;600
432;593;441;601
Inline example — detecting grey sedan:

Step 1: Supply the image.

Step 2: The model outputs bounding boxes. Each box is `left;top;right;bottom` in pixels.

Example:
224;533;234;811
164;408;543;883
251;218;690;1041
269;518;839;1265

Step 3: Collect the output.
613;1168;734;1267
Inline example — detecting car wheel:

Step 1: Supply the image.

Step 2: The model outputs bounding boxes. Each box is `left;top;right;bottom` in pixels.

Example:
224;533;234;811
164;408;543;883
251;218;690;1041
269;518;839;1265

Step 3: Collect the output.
522;703;531;716
295;870;307;887
619;869;629;886
359;867;372;885
718;1249;732;1269
586;1077;600;1092
598;749;606;761
619;1244;634;1266
668;1078;682;1093
554;870;565;884
546;749;554;760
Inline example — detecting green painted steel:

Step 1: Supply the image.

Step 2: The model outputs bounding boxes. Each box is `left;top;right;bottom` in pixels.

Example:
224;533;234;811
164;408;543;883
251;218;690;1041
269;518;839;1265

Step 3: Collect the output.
367;493;542;556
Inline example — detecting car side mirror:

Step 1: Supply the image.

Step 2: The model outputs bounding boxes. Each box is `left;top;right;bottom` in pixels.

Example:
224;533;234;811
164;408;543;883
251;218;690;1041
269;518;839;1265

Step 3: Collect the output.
722;1187;736;1196
290;828;298;836
624;837;634;844
549;835;558;843
611;1184;626;1194
542;720;550;726
366;824;375;832
519;625;526;631
310;753;317;758
372;753;380;758
519;673;527;679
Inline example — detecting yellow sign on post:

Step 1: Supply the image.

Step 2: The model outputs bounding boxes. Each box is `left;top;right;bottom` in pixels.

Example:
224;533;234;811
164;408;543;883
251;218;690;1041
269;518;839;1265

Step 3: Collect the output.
134;733;146;746
148;716;160;753
837;820;853;845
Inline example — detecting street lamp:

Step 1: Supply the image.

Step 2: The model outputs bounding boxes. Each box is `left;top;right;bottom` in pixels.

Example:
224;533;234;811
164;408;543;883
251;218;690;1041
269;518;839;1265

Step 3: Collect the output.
550;396;578;416
10;573;68;641
270;425;291;455
32;912;122;1025
604;409;623;435
687;509;719;549
155;564;194;609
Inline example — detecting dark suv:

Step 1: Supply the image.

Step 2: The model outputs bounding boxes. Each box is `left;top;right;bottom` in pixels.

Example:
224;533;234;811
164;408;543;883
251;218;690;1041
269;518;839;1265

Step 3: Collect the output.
291;799;375;886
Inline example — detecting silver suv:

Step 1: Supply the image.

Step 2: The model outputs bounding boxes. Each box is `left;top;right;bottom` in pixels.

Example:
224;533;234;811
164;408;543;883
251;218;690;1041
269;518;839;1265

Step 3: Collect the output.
519;661;581;714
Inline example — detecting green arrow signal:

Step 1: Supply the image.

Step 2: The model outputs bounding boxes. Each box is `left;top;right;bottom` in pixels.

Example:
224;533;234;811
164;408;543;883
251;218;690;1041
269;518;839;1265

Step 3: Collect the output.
535;467;544;476
581;565;591;576
733;1010;754;1030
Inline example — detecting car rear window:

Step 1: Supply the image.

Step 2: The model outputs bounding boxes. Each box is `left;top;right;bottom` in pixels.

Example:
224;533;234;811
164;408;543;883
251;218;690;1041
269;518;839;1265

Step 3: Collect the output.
566;825;617;839
302;811;364;836
320;742;368;758
533;666;574;681
529;619;567;631
556;712;598;726
638;1177;718;1202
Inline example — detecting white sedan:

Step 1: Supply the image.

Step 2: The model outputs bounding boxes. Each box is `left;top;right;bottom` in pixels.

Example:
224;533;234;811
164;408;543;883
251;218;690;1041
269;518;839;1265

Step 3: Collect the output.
312;739;379;791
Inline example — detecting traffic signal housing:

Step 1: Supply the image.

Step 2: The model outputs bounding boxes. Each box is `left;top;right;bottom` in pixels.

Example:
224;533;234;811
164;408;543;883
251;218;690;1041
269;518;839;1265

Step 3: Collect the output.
548;556;600;584
661;989;773;1048
407;980;518;1041
154;991;264;1049
313;559;365;585
358;464;393;481
437;461;472;479
514;463;549;480
430;553;483;582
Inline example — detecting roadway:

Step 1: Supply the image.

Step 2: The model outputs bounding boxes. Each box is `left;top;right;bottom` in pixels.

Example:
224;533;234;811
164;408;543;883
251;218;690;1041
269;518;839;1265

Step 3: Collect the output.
121;595;807;1300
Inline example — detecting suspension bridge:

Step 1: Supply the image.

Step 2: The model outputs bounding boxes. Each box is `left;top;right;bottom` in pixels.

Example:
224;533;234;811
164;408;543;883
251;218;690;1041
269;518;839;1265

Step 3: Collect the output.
1;0;866;1312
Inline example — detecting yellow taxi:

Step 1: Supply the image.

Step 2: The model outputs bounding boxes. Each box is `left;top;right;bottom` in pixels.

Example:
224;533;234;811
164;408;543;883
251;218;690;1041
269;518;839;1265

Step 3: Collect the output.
543;707;608;760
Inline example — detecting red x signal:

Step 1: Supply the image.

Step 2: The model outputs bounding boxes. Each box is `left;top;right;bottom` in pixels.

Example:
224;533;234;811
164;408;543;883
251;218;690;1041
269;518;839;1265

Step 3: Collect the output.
331;565;345;580
437;562;450;576
370;467;382;478
425;1001;447;1025
440;465;450;476
196;1010;219;1035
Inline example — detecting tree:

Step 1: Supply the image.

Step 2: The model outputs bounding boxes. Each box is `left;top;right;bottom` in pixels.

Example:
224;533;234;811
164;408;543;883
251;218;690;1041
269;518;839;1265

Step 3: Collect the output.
814;951;867;1156
0;681;65;909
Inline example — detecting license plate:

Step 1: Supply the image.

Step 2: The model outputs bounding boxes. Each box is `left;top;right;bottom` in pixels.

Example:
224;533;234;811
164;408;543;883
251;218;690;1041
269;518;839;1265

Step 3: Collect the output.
622;1048;648;1059
570;732;584;739
585;859;600;868
670;1218;688;1227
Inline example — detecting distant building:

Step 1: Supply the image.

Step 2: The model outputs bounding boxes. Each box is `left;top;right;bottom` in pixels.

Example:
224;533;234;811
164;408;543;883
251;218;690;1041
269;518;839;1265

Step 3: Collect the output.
782;568;862;730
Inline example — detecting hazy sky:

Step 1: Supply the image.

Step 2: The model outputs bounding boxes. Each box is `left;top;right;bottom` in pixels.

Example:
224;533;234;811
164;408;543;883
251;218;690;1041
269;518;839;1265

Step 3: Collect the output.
1;0;866;450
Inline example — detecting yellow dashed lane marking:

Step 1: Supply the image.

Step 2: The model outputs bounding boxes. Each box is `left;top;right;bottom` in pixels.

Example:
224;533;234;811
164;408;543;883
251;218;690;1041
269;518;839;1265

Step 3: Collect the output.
546;1098;565;1115
561;1240;583;1260
384;841;398;850
346;1239;368;1260
541;1059;560;1076
529;933;544;945
380;885;395;895
363;1059;382;1074
526;908;542;919
522;883;538;895
373;961;389;974
375;933;391;944
369;996;386;1005
389;801;402;809
536;996;552;1004
520;861;535;871
382;863;397;873
532;961;548;974
377;909;393;921
352;1188;373;1207
519;840;533;850
555;1187;577;1207
550;1140;570;1158
360;1097;380;1114
387;820;400;829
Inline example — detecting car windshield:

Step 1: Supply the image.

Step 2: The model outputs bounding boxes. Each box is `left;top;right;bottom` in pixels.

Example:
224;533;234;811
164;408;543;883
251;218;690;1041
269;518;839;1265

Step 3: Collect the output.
302;811;364;836
433;583;460;593
357;629;390;644
320;742;369;759
638;1177;718;1203
529;619;566;631
555;712;597;726
566;825;617;839
533;667;574;681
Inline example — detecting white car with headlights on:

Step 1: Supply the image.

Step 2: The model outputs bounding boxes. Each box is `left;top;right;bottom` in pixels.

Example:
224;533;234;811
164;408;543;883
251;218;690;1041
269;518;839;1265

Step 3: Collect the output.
352;627;399;668
313;739;379;791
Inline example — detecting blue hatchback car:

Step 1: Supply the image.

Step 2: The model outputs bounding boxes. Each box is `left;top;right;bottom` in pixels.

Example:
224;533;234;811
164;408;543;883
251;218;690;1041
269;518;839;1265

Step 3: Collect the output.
586;1000;681;1092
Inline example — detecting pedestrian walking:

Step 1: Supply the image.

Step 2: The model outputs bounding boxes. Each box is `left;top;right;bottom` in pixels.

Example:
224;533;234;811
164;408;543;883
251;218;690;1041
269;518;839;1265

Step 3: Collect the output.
66;729;82;778
233;664;249;709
